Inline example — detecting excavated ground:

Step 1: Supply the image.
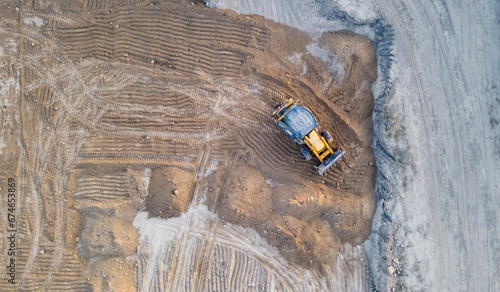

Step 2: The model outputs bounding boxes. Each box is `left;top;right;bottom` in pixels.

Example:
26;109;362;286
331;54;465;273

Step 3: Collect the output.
0;0;377;290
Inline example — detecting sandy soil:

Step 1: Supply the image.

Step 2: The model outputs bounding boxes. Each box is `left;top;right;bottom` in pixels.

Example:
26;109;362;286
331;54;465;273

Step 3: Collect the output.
0;0;377;290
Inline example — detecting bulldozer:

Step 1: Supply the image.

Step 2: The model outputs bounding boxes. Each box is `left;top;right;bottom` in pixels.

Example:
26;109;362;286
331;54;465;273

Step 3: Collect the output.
270;98;345;175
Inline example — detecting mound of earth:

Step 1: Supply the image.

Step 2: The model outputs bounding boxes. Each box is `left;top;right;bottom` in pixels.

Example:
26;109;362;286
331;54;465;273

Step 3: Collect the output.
146;166;194;218
78;207;138;259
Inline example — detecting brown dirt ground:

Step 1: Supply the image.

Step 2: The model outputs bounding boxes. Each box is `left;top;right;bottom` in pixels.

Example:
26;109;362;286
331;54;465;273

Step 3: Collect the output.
0;0;377;290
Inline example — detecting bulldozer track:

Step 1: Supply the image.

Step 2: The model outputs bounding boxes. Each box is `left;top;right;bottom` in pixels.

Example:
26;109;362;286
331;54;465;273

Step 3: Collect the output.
75;174;133;201
51;3;270;77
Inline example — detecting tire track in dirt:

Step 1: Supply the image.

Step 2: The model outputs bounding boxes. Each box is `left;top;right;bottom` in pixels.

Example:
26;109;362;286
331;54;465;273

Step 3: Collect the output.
11;244;91;291
0;30;23;281
80;136;199;155
85;5;269;50
192;150;237;292
138;142;214;291
98;116;207;131
134;209;325;291
95;122;228;143
164;143;212;292
213;228;314;291
24;8;88;25
60;29;243;76
52;4;270;76
75;152;196;165
238;127;311;173
137;74;284;291
75;174;132;201
11;7;156;289
17;16;46;288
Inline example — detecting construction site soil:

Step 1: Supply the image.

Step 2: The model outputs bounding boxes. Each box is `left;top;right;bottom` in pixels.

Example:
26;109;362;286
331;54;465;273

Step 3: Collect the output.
0;0;377;290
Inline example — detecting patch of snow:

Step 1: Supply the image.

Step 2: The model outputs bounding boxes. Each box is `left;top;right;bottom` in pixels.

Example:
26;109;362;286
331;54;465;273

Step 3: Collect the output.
333;0;379;22
305;42;330;63
306;42;345;84
288;52;308;75
144;168;151;196
202;159;220;178
287;52;303;65
265;178;280;187
23;16;46;27
0;139;6;154
301;63;307;75
3;38;18;56
0;77;19;107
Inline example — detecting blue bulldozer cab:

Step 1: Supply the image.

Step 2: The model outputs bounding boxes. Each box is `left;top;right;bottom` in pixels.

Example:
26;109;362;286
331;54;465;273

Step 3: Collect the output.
275;104;319;143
